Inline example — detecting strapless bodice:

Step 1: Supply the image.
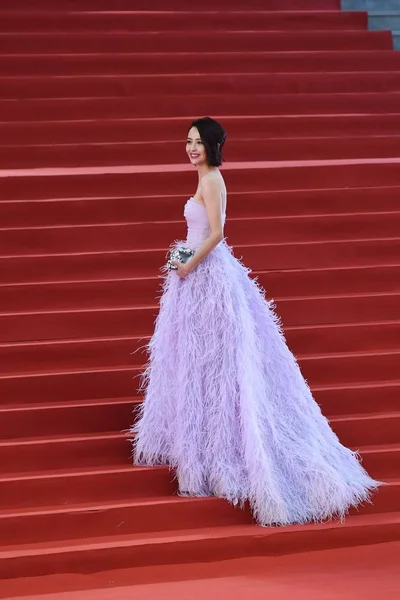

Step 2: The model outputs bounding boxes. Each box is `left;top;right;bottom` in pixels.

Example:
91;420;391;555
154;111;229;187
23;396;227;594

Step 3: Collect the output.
184;197;226;249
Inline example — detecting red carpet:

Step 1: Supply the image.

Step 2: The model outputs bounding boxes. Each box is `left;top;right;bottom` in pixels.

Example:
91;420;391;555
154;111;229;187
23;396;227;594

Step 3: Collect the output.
0;0;400;594
2;542;400;600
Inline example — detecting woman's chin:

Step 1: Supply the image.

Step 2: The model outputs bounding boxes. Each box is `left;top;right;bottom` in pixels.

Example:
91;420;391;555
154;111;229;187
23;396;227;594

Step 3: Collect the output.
188;157;205;167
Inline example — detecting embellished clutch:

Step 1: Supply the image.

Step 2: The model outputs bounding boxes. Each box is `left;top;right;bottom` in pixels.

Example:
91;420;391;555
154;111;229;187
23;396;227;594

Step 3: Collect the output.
167;246;195;270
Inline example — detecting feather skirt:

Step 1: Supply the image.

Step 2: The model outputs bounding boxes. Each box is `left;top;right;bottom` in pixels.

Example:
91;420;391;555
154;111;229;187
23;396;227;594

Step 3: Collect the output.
131;241;381;526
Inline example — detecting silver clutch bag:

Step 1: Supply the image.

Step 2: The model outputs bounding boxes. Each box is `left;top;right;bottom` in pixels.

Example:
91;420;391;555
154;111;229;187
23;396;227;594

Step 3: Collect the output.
167;246;195;270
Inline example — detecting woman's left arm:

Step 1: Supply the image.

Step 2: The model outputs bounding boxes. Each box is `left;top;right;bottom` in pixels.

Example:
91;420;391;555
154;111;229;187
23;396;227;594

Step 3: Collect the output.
173;177;224;279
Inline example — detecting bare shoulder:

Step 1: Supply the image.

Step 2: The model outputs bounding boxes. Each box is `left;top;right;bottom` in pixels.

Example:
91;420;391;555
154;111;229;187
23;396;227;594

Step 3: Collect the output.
200;171;225;197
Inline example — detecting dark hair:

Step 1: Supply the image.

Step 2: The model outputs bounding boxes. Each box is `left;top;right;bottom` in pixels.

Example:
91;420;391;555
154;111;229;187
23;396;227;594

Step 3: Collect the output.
188;117;226;167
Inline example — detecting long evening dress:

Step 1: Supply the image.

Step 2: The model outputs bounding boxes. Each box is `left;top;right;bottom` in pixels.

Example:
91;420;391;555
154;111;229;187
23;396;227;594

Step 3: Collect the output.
131;196;380;526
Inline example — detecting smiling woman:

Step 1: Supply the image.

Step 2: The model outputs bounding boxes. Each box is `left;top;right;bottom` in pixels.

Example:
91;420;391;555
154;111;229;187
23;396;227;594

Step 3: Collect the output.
130;117;381;527
186;117;226;168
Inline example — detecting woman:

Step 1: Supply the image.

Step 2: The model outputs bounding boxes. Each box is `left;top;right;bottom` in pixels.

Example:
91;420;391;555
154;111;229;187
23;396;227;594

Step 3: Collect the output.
131;116;380;526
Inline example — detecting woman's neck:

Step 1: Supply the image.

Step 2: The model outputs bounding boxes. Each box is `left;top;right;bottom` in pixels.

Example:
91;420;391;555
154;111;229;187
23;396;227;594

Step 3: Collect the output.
197;165;218;180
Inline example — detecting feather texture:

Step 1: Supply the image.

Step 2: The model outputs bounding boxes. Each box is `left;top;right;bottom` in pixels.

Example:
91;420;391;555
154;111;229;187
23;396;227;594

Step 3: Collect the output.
131;198;381;526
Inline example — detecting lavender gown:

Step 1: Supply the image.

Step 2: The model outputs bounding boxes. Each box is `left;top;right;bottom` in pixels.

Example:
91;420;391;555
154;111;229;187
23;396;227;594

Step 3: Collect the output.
132;197;380;526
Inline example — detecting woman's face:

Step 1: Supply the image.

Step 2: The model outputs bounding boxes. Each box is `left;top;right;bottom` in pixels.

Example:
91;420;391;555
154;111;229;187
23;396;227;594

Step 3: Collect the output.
186;127;207;166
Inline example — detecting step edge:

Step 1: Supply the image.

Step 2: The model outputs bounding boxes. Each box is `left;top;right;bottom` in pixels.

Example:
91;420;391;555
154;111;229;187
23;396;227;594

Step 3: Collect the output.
1;511;399;559
1;347;400;381
0;486;398;521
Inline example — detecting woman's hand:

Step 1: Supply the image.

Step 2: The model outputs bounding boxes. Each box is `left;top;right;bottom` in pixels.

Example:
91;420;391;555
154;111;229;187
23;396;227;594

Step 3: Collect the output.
171;261;192;279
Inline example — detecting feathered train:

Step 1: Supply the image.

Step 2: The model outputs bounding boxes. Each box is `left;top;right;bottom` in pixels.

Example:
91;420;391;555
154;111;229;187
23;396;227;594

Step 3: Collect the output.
131;199;380;526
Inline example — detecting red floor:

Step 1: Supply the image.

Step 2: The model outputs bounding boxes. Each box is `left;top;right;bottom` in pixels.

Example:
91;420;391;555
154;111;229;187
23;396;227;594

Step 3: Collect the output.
1;0;400;594
1;542;399;599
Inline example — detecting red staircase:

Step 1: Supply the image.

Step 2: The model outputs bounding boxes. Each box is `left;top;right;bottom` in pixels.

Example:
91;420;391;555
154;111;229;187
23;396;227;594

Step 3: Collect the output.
1;0;400;585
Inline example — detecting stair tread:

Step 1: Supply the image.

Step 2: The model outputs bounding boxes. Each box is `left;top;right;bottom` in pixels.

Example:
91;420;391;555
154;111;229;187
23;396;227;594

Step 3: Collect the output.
2;183;399;203
0;494;222;519
301;349;400;359
2;89;399;109
0;349;399;381
8;69;400;79
0;9;365;15
1;379;398;413
0;334;146;347
330;411;400;422
1;410;399;445
2;209;400;231
0;464;163;482
2;235;400;262
0;317;399;347
1;442;399;483
1;511;400;558
5;135;400;151
358;442;400;453
0;430;126;447
1;289;400;316
0;396;137;412
2;155;400;178
0;365;138;379
0;0;399;581
313;379;400;390
4;49;398;55
1;478;398;517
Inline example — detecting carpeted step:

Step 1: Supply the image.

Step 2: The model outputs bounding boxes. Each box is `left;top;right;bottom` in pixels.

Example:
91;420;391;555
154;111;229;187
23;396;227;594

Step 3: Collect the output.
287;319;400;354
1;292;400;341
2;186;399;228
2;408;400;465
3;162;400;201
4;92;400;121
357;444;400;481
1;380;398;438
0;495;252;546
2;212;399;255
300;350;400;386
240;239;400;272
0;346;399;406
0;431;130;473
2;0;341;10
0;0;398;580
3;115;400;147
0;466;177;510
292;382;400;418
0;398;137;440
329;413;400;446
0;482;398;548
1;265;399;312
4;135;400;169
1;320;399;375
3;50;400;77
0;512;399;580
0;11;367;34
4;72;400;100
0;30;391;54
1;239;399;285
2;380;399;441
273;293;400;327
0;413;397;473
65;343;400;389
0;347;397;396
1;444;398;511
